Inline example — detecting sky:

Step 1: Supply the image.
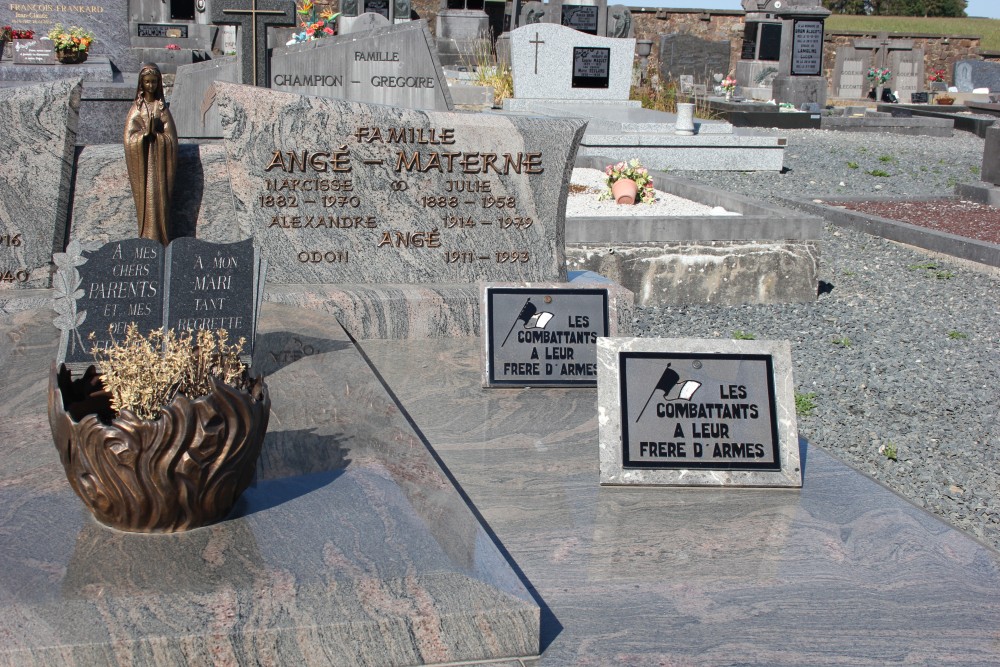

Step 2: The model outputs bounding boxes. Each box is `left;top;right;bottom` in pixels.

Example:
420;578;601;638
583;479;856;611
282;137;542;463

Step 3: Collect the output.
633;0;1000;19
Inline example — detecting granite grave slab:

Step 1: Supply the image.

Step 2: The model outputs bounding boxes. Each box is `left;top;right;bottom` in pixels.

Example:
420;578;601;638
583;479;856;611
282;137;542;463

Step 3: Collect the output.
169;56;241;138
597;337;801;487
0;78;80;290
269;20;453;111
509;23;634;102
211;81;586;284
0;303;541;665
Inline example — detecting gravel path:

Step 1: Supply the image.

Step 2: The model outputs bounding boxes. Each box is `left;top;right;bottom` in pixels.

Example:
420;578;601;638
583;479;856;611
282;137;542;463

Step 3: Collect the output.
632;128;1000;551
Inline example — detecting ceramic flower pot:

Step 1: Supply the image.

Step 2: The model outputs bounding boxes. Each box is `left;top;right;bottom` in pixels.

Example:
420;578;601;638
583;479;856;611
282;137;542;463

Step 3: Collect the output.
55;48;87;64
611;178;638;205
48;363;270;532
936;97;955;106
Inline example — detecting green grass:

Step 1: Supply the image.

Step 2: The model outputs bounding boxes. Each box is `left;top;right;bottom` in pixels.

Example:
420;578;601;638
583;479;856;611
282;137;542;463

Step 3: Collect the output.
879;155;895;163
880;441;898;462
909;261;938;270
795;391;818;417
947;330;968;339
867;169;891;177
971;165;981;175
825;15;1000;52
832;336;853;348
732;330;756;340
847;161;859;169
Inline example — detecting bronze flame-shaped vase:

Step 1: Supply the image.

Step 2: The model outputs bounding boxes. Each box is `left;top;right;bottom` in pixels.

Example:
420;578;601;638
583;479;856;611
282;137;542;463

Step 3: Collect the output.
47;363;270;532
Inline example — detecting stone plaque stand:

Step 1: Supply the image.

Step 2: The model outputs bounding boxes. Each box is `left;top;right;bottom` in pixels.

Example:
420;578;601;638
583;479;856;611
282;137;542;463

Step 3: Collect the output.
766;0;830;108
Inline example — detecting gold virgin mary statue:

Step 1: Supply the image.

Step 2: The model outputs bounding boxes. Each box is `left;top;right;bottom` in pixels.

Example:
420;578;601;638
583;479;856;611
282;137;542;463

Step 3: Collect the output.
124;63;178;245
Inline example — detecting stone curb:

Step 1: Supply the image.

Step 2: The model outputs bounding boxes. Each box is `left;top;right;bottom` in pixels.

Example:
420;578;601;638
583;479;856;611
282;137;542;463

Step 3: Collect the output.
781;195;1000;268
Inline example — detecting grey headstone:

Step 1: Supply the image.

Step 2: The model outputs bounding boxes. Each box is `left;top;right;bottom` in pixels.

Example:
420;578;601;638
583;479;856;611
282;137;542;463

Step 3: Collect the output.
981;125;1000;186
889;48;924;102
170;56;241;138
519;1;549;26
597;337;802;487
606;5;632;39
511;23;634;101
953;59;1000;94
76;82;136;145
211;81;586;284
338;12;391;34
659;33;730;85
0;79;80;290
0;0;139;71
832;47;866;99
269;20;453;111
208;0;296;87
58;238;165;367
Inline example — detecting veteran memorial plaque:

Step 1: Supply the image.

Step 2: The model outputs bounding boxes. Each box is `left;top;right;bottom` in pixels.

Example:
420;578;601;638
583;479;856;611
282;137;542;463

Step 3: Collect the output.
597;338;802;487
212;82;586;285
484;286;609;387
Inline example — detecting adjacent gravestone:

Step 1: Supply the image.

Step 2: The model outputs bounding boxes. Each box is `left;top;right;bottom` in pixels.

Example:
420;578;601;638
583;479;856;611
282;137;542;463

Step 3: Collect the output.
659;34;731;84
510;23;634;101
338;11;391;34
981;124;1000;186
269;20;453;111
54;237;266;370
597;337;802;487
0;0;138;71
890;48;924;102
209;0;296;87
954;60;1000;93
480;280;632;387
0;79;80;290
556;0;604;37
170;56;242;138
211;81;586;284
606;5;632;39
832;47;866;99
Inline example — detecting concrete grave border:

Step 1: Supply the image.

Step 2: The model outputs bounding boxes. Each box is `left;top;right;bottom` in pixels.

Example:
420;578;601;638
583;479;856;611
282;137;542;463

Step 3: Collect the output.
786;195;1000;269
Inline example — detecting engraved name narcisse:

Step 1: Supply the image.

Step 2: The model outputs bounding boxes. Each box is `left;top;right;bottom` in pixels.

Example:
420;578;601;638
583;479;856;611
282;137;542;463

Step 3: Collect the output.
256;124;545;268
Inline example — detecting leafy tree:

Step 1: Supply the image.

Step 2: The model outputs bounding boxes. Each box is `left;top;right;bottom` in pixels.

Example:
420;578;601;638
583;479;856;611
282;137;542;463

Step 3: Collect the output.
823;0;966;15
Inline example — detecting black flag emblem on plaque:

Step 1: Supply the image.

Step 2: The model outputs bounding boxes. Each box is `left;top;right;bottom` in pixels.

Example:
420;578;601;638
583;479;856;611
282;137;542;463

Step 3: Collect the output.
636;364;702;422
501;298;554;346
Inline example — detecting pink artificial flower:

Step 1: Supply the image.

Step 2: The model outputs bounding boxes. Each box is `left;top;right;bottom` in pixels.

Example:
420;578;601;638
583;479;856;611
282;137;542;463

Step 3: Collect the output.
324;26;334;34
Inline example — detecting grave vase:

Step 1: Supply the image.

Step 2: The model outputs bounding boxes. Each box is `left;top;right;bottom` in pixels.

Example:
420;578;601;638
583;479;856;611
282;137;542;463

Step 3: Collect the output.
611;178;638;205
47;363;271;533
55;48;88;64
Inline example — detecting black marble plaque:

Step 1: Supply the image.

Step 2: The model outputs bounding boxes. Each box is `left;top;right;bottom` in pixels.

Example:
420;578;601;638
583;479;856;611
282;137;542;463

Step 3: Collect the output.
64;239;165;366
165;238;258;352
759;22;781;62
12;39;54;65
487;287;609;387
572;46;609;89
618;351;781;471
561;4;598;35
57;238;265;368
137;23;190;39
